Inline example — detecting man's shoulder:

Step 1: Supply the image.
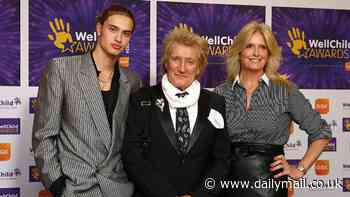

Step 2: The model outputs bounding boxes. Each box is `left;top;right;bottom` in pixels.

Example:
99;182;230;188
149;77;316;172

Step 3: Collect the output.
120;67;139;81
214;81;231;95
120;67;142;93
202;88;224;101
48;54;86;73
131;85;159;99
129;86;159;113
51;54;84;65
201;89;226;111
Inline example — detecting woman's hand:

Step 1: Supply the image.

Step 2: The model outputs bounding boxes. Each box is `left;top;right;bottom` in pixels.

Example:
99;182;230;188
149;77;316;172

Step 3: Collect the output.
270;154;304;180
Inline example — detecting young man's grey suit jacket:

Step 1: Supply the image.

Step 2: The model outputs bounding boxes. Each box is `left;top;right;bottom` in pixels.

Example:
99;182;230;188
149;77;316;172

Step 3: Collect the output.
32;53;141;197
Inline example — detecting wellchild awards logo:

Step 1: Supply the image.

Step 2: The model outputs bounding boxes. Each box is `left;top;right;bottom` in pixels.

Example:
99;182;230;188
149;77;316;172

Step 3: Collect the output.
343;118;350;132
0;188;20;197
0;168;21;180
29;97;38;114
47;17;129;67
0;97;21;109
323;137;336;152
201;35;234;57
284;139;303;151
287;27;307;57
286;27;350;61
48;18;96;54
0;119;20;135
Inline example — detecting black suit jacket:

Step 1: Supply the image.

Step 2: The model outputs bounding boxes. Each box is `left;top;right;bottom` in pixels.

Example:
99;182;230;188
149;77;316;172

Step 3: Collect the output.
123;84;231;197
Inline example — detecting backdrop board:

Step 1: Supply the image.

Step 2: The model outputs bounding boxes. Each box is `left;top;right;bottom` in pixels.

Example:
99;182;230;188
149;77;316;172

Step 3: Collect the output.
157;1;265;88
29;0;150;86
0;0;20;86
272;7;350;89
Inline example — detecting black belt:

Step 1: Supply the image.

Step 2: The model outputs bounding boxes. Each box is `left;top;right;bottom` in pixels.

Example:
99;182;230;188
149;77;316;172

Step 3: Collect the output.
231;142;284;155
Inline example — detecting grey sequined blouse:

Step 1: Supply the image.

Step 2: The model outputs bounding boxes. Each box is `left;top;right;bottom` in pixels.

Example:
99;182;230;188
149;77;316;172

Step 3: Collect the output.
214;79;332;145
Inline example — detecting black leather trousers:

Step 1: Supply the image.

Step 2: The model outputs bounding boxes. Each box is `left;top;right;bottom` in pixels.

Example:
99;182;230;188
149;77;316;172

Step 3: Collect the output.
221;143;288;197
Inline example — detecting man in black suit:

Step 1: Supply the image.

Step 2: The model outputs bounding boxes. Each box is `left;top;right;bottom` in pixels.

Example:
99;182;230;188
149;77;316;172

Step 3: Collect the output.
123;24;231;197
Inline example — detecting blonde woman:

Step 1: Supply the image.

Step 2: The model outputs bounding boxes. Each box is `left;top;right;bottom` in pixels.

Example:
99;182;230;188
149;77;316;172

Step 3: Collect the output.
215;21;331;197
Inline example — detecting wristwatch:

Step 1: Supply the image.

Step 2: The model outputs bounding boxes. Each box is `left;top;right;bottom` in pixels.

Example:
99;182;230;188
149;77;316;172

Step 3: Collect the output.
296;163;306;175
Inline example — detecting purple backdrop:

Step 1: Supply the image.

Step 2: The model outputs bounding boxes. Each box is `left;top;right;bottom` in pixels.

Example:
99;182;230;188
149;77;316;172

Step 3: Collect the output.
273;7;350;89
29;0;150;86
0;0;20;86
157;2;265;88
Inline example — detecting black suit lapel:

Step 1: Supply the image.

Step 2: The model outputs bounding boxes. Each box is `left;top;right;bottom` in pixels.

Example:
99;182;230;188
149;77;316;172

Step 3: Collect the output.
186;90;210;153
153;85;179;151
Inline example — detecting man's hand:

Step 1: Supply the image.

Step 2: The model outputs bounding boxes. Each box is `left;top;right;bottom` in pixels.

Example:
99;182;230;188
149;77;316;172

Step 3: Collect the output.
48;18;74;51
286;27;307;57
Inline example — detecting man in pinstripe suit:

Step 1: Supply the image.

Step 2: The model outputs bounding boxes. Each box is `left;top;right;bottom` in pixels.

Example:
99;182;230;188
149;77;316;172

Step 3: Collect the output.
32;5;141;197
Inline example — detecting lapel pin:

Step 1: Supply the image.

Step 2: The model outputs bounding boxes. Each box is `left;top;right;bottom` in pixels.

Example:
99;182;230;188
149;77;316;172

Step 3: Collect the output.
155;98;165;112
140;101;152;106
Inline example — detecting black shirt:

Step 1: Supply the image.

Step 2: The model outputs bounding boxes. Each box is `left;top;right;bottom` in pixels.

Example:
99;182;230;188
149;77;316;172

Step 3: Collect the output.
91;52;120;130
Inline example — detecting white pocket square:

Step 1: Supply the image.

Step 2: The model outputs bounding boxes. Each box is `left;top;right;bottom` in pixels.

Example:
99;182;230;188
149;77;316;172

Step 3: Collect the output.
208;108;224;129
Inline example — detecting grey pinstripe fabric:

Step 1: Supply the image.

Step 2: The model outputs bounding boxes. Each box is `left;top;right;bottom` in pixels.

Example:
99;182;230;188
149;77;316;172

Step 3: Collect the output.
32;53;141;197
215;80;331;145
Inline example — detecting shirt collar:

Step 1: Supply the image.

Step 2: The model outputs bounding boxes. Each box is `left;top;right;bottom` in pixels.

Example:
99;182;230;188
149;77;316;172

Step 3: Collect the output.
260;74;270;86
231;73;270;89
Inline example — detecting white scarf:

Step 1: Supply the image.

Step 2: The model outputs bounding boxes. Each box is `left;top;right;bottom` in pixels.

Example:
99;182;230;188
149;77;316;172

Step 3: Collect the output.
161;74;201;108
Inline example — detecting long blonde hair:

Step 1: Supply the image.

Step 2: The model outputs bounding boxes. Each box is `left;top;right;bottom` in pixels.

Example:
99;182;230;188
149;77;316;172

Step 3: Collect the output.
227;21;294;133
226;21;289;85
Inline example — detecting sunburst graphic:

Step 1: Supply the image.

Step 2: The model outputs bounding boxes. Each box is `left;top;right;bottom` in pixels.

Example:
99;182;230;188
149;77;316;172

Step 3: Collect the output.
157;2;265;88
29;0;150;86
0;0;20;86
273;7;350;89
